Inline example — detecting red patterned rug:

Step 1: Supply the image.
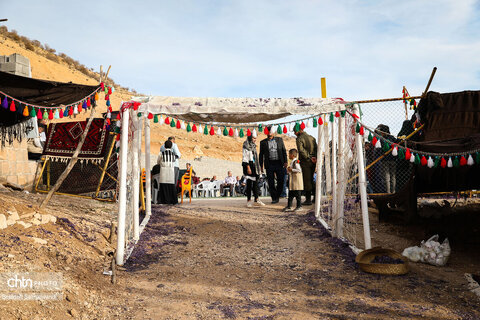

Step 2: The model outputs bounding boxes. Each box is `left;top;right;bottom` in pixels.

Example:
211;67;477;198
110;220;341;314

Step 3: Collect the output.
43;119;109;162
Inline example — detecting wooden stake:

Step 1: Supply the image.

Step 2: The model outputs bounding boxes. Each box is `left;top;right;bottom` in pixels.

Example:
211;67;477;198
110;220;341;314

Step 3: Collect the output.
40;66;105;209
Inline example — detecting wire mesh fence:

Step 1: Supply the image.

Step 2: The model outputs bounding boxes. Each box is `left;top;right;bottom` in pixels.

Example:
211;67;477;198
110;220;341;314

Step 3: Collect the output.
35;133;118;200
359;100;417;195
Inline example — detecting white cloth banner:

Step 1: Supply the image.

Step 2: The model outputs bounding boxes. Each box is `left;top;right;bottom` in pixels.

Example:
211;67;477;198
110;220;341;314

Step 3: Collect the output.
134;96;347;123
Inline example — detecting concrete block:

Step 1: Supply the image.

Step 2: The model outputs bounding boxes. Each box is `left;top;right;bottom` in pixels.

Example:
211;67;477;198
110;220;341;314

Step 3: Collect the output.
6;175;18;185
0;214;7;229
17;175;27;186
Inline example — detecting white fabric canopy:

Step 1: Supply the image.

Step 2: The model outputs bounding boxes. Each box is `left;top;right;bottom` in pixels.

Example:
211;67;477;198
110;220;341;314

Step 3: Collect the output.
135;96;346;123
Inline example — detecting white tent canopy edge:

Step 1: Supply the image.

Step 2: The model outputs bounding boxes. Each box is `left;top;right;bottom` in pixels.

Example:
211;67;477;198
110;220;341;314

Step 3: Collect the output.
116;98;371;266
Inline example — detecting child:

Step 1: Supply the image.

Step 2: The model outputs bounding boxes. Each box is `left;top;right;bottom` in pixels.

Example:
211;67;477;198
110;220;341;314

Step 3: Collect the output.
283;149;304;212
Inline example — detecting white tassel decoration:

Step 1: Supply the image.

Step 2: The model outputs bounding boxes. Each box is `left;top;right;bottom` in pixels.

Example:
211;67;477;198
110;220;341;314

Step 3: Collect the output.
181;121;186;130
198;124;202;133
427;156;434;168
410;153;415;163
234;128;239;137
447;157;453;168
375;139;381;148
252;128;257;138
217;128;222;135
467;154;474;166
392;146;398;156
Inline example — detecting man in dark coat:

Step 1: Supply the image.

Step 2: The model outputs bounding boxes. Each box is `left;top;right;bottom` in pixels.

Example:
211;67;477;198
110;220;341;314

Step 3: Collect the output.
259;126;288;204
294;127;317;205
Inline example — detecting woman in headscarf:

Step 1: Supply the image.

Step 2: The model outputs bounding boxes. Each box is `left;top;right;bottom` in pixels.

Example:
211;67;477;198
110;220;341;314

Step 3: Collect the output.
242;135;265;207
157;140;178;204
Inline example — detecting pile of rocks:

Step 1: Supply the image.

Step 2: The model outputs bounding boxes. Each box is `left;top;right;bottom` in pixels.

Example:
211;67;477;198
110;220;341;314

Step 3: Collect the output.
0;206;56;230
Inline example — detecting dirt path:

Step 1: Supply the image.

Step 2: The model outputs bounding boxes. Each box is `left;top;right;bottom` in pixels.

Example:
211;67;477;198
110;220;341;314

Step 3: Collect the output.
116;199;480;319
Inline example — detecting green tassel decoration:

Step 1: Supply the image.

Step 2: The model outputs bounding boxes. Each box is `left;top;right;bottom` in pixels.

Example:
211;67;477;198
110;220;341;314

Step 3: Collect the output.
382;142;390;152
277;125;282;134
203;125;208;135
294;122;300;132
367;132;373;142
414;154;421;165
30;107;36;118
239;128;244;138
340;110;346;117
313;118;317;127
258;124;262;132
329;113;334;122
170;118;176;127
187;123;192;132
43;109;48;120
453;156;460;168
398;148;405;160
434;156;440;168
355;123;360;133
154;114;159;123
137;112;142;117
223;126;228;136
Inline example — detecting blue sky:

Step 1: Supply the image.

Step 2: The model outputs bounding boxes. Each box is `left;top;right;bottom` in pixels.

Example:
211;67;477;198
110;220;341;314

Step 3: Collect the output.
1;0;480;101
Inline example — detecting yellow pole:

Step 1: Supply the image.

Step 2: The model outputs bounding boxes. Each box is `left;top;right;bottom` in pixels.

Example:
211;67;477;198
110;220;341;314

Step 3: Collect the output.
95;135;116;198
321;77;327;98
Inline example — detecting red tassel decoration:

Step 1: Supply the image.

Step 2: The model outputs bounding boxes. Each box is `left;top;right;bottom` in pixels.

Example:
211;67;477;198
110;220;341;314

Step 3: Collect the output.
9;100;15;112
460;155;467;166
48;109;53;120
59;109;64;118
87;98;91;107
147;113;153;119
108;87;112;95
116;134;121;141
335;111;340;117
420;155;427;166
209;126;215;135
264;126;269;135
133;102;141;110
300;122;306;130
283;125;287;133
176;120;181;129
405;148;411;160
69;106;74;116
192;124;197;132
105;94;109;101
116;112;121;120
318;117;323;125
440;157;447;168
229;128;234;136
247;128;252;136
100;82;104;91
37;108;42;120
371;136;378;146
77;103;81;113
165;117;170;125
359;126;364;136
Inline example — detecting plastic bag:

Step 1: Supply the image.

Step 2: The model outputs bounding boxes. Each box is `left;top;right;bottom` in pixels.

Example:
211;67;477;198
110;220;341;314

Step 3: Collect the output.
402;234;451;266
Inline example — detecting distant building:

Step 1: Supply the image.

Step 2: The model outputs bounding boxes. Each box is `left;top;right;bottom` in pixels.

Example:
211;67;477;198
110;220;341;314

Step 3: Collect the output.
0;53;31;78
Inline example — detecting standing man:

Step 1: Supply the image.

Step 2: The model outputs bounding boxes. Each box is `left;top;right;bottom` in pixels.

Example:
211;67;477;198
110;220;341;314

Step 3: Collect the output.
259;126;288;204
161;136;181;184
294;126;317;205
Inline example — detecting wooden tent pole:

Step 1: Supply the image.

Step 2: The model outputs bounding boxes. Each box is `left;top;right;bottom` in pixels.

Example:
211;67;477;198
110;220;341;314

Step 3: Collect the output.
40;65;107;209
95;134;116;198
422;67;437;97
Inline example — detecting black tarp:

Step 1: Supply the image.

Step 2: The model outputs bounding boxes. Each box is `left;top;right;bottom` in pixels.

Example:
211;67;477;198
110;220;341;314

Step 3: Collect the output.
0;71;98;145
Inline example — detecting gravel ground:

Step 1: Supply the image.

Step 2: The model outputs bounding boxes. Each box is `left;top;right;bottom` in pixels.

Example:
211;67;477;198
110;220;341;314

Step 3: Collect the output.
116;198;480;319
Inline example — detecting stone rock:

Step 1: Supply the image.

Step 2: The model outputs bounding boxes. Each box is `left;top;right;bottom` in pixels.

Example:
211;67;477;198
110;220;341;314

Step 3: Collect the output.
7;207;19;221
193;145;203;155
6;218;16;226
30;218;41;226
0;214;7;229
0;184;11;193
3;181;23;191
50;215;57;224
68;309;79;318
16;221;32;229
32;237;47;245
34;213;42;220
40;214;52;224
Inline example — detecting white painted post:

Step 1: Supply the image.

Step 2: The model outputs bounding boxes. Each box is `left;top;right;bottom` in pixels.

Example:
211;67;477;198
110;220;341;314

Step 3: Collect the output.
331;116;338;236
116;107;129;266
354;104;372;249
133;117;141;241
324;124;332;194
314;116;325;219
336;114;345;238
144;115;152;216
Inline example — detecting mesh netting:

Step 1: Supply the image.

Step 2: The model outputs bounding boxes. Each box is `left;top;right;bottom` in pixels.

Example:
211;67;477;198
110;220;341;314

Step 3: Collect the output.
359;100;416;195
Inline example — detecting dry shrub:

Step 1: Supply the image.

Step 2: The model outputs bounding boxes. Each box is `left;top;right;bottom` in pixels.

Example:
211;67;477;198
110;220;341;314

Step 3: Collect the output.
46;52;59;63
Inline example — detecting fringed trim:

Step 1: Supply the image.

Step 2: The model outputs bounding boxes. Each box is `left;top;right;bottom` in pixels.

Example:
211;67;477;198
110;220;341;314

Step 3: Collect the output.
45;155;104;165
0;121;32;148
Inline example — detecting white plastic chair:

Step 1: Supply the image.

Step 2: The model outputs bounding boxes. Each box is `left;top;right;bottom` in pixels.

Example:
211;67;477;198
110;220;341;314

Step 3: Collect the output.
194;181;211;197
210;181;222;197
